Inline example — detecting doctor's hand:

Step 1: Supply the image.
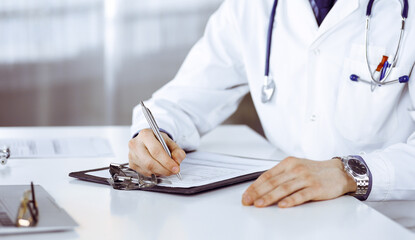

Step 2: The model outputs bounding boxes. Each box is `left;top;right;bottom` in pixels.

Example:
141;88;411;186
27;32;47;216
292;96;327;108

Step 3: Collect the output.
242;157;357;208
128;129;186;177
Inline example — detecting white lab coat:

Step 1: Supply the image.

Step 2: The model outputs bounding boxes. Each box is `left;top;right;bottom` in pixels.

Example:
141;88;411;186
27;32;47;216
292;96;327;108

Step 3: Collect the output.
132;0;415;201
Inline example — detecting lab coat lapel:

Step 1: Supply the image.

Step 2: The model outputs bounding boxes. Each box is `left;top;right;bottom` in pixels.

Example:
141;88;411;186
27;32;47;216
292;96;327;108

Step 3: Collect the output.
282;0;319;43
316;0;360;38
294;0;319;31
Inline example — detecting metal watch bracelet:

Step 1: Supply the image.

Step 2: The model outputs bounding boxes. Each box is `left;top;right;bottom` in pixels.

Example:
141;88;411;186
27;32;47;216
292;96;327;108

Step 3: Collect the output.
332;156;372;201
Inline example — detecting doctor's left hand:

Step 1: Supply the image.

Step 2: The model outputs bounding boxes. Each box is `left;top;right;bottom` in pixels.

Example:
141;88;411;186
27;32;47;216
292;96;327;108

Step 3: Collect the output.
242;157;357;208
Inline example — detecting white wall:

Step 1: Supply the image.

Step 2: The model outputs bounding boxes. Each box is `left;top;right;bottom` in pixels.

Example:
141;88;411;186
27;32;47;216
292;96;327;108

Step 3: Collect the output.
0;0;263;135
0;0;222;125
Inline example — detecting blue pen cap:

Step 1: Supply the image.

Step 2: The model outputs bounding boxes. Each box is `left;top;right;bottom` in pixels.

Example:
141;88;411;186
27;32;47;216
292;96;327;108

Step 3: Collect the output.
350;74;359;82
399;75;409;83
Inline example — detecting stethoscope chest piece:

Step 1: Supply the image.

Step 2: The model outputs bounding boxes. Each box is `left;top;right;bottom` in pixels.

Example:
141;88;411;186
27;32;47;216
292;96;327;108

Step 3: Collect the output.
261;75;276;103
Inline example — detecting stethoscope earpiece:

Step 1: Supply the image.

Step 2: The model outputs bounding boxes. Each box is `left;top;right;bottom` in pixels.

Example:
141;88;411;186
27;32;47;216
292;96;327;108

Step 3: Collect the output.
350;74;410;85
350;74;359;82
399;76;410;83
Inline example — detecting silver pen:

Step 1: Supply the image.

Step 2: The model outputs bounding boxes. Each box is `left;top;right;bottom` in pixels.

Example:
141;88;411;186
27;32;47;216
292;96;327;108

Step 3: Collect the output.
140;101;182;180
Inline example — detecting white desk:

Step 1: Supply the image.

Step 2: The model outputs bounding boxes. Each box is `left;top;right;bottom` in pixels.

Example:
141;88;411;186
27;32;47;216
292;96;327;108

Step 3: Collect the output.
0;125;414;240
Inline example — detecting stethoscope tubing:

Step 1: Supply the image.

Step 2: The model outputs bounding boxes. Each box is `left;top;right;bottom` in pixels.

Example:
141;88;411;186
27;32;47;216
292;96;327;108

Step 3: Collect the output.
367;0;409;19
350;0;410;87
265;0;278;77
263;0;411;103
264;0;410;81
362;17;406;86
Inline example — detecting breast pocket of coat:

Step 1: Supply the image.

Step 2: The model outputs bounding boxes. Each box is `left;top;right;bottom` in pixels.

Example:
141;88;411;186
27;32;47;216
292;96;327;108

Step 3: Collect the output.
334;55;408;144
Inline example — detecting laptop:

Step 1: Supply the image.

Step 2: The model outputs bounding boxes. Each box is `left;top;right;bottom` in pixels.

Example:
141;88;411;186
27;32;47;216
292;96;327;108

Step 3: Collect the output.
0;185;77;235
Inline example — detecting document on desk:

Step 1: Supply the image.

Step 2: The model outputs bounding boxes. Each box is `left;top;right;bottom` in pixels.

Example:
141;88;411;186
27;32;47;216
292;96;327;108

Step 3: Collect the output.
0;137;113;158
72;151;280;193
157;151;278;188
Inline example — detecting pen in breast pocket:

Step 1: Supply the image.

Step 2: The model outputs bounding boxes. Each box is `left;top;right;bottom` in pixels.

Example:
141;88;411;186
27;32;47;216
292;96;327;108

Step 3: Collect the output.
140;101;182;180
380;61;390;82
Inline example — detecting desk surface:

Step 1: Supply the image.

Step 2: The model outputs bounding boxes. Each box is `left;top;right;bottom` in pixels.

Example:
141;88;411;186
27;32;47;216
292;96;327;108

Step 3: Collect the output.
0;125;414;240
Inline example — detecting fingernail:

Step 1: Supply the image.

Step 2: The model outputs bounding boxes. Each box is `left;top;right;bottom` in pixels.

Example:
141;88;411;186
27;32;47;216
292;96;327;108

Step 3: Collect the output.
242;194;251;204
255;199;264;207
172;167;179;173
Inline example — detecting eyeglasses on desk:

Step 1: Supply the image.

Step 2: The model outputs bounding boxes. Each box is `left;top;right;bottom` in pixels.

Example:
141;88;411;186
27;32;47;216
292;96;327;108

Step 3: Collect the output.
15;182;39;227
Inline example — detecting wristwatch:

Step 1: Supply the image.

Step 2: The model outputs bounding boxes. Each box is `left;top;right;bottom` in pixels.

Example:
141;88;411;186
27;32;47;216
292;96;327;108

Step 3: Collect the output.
334;155;372;201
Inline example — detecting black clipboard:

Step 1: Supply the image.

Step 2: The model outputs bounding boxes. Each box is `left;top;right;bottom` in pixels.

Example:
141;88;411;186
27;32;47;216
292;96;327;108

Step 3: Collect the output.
69;164;265;195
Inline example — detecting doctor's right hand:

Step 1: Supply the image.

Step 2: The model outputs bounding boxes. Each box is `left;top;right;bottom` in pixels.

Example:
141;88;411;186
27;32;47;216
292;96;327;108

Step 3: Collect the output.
128;128;186;177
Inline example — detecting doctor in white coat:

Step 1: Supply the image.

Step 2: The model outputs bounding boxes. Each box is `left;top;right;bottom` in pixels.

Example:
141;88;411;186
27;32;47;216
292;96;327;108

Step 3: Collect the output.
128;0;415;208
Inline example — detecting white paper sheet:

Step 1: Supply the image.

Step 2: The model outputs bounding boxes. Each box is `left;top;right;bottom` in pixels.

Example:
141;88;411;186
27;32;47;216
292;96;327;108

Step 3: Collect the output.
158;152;278;188
0;138;113;158
88;151;279;188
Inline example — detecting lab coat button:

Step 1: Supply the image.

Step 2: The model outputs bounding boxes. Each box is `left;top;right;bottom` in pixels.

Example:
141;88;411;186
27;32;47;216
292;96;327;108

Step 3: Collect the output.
313;49;320;55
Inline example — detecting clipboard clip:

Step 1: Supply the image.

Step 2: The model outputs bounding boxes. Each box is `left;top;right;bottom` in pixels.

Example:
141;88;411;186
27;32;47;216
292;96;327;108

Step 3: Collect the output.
1;146;10;165
107;163;171;190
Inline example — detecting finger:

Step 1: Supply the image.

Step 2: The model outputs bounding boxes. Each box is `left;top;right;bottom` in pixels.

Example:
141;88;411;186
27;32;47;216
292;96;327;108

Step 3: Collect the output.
278;188;315;208
242;170;296;206
130;141;173;176
140;130;180;174
162;133;186;164
129;161;153;177
128;139;147;168
253;179;307;208
242;163;289;205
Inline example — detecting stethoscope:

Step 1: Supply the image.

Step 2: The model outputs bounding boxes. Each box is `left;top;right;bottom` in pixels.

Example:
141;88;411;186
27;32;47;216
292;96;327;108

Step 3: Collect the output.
262;0;411;103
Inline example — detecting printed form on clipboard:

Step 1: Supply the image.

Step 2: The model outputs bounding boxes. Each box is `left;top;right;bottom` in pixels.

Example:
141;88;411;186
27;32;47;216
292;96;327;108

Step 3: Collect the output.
69;151;281;195
159;152;278;188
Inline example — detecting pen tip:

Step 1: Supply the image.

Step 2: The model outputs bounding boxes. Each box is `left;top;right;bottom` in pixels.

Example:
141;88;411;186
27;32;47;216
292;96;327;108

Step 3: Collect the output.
177;173;182;180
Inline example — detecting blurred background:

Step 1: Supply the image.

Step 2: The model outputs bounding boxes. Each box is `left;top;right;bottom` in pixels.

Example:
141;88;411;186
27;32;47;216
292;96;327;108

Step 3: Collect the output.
0;0;263;135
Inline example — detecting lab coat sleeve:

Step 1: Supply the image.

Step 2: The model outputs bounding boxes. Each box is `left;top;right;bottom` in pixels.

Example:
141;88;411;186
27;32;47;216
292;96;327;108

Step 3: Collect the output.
131;0;249;151
363;66;415;201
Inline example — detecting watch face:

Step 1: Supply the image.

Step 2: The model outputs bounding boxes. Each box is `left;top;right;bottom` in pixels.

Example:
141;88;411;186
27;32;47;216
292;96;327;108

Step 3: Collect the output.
348;159;367;175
